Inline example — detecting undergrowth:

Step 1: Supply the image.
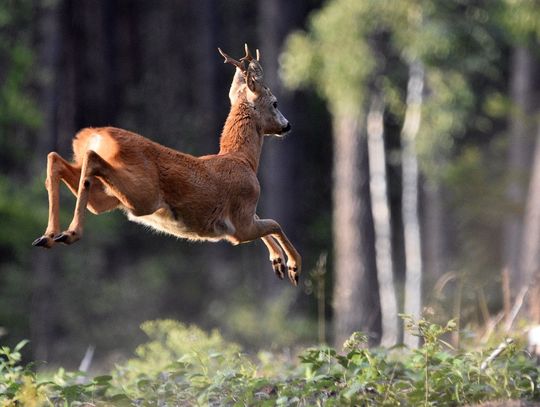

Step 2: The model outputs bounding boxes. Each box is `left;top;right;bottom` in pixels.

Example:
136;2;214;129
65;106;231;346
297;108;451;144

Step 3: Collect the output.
1;317;539;406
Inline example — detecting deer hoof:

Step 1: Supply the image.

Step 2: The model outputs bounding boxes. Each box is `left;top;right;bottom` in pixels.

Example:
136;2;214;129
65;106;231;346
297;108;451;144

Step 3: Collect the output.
288;266;299;287
32;235;55;248
53;231;80;245
272;258;285;280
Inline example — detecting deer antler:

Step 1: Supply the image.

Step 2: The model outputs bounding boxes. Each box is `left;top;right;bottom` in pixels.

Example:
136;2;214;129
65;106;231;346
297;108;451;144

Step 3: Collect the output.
240;43;261;62
238;44;263;83
218;48;246;71
219;45;264;92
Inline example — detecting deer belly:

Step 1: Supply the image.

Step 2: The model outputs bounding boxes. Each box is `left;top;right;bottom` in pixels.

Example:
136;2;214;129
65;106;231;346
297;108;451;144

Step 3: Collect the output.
125;207;231;242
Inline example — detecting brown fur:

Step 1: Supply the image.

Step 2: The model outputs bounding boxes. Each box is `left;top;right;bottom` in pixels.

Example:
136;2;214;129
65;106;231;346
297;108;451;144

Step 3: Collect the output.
33;46;301;285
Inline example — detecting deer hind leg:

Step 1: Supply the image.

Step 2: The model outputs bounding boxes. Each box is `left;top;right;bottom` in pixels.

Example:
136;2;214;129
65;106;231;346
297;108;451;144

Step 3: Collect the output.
33;152;69;248
52;150;118;245
33;152;120;248
235;217;301;286
54;149;159;245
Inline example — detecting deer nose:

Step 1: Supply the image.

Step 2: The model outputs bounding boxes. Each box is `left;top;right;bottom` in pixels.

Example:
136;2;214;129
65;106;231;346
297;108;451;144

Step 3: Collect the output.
282;123;291;133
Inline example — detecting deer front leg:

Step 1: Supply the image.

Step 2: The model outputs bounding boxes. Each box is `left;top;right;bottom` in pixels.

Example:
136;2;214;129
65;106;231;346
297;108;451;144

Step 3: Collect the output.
261;236;286;280
235;217;301;286
271;230;301;286
255;215;286;280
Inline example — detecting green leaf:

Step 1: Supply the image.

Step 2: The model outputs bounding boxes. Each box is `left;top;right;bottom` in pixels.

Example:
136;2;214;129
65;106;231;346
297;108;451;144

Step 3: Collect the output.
93;375;113;384
14;340;29;352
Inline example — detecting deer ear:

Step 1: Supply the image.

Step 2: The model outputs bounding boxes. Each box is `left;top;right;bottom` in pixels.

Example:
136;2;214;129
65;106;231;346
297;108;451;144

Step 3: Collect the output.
246;70;262;94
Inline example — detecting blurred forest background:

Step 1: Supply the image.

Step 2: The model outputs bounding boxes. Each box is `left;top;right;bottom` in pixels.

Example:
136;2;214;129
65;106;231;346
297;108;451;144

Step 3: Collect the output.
2;0;540;370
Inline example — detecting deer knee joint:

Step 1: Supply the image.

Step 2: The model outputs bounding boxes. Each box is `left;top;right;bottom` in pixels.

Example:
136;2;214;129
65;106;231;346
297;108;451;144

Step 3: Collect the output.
84;150;106;176
45;177;54;190
45;152;61;189
85;150;100;165
46;152;61;172
267;222;282;235
47;151;59;163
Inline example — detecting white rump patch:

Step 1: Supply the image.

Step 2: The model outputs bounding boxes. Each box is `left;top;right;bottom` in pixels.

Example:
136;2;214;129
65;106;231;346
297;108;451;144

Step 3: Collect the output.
88;134;103;153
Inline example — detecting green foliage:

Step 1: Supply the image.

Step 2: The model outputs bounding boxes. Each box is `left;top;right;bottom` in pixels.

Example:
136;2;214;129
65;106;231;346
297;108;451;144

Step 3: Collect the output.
0;43;41;130
0;177;48;343
444;144;507;288
0;340;121;406
1;319;539;406
282;0;517;330
112;320;259;406
281;0;379;115
282;0;496;180
0;1;44;347
116;320;247;384
498;0;540;43
215;290;316;348
0;0;42;174
0;177;45;259
0;0;40;126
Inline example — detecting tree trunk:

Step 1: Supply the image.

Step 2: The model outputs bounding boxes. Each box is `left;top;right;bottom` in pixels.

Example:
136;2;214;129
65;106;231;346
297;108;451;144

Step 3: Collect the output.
256;0;300;293
257;0;296;230
35;0;62;158
521;119;540;324
366;95;398;346
422;178;448;280
402;61;424;349
192;0;218;150
504;46;537;296
31;0;63;362
332;112;381;348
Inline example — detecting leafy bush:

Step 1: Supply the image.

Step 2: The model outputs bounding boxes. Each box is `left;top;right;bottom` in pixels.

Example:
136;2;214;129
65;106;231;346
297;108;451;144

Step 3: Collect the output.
114;320;255;405
1;318;539;406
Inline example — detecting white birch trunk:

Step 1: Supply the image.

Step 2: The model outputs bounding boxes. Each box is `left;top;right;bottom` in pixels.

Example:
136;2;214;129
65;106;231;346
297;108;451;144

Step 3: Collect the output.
402;61;425;349
366;95;398;346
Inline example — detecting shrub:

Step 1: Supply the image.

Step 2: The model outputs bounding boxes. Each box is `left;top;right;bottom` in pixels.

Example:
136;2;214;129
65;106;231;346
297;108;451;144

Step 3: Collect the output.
1;318;539;406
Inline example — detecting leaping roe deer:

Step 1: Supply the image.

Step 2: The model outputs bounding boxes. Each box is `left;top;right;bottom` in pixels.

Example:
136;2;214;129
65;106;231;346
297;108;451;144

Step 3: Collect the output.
32;44;301;285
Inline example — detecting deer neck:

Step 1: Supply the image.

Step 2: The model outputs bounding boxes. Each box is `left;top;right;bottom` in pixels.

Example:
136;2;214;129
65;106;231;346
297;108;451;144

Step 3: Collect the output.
219;101;264;172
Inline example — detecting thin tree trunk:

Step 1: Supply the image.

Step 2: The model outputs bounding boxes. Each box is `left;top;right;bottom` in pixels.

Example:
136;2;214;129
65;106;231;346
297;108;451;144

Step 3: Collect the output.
423;179;447;280
521;120;540;324
504;46;537;296
366;95;398;346
402;61;424;349
333;112;380;347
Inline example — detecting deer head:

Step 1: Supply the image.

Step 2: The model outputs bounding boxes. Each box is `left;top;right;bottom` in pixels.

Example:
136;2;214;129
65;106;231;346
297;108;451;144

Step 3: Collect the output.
218;44;291;136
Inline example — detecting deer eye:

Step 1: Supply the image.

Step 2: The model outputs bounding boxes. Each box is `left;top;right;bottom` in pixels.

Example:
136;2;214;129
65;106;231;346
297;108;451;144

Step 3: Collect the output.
273;102;278;108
